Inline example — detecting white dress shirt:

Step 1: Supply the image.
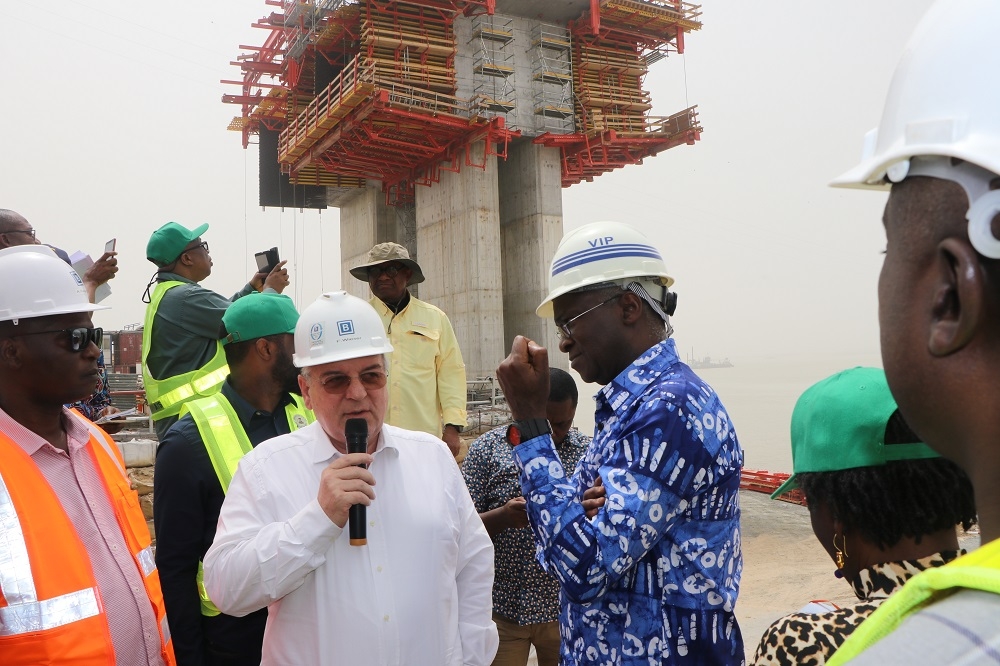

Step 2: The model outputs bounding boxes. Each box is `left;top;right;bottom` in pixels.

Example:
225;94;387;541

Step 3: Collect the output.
203;422;498;666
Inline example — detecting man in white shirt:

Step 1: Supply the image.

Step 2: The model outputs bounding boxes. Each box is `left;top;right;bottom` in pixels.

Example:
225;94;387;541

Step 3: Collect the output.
204;291;498;666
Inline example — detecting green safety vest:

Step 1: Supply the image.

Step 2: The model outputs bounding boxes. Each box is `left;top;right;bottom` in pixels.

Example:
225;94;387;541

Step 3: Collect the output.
142;281;230;421
184;392;315;617
828;537;1000;664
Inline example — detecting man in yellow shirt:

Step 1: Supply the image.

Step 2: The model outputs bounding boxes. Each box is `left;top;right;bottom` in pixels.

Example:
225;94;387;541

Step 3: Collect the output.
351;243;466;456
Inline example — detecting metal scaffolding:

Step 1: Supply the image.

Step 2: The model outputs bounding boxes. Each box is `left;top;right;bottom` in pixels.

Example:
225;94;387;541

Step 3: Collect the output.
470;14;516;121
531;23;574;133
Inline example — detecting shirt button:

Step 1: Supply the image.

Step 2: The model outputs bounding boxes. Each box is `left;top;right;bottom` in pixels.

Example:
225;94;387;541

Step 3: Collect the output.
369;520;375;527
383;615;390;622
377;565;383;572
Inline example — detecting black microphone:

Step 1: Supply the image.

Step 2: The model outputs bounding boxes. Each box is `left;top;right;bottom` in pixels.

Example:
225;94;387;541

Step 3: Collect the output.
345;418;368;547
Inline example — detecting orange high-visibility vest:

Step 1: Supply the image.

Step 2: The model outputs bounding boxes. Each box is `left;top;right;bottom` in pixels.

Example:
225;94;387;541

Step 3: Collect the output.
0;411;176;665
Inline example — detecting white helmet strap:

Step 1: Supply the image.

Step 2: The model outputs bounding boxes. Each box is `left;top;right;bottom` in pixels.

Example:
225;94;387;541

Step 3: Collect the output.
618;280;674;339
899;156;1000;259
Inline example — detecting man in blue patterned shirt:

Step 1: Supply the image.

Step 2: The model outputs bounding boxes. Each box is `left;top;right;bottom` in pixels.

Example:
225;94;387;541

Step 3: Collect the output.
496;221;745;665
462;368;591;666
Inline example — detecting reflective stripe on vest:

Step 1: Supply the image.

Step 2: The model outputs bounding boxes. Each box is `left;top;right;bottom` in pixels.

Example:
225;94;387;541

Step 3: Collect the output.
142;280;229;420
0;471;101;636
828;538;1000;664
0;416;176;664
186;393;315;616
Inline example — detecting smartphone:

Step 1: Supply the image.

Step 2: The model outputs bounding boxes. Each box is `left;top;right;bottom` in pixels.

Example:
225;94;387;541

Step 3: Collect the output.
104;238;117;254
254;246;279;273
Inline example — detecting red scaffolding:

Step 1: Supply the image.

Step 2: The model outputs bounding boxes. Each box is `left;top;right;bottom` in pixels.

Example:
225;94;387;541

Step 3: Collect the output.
224;0;702;199
535;0;704;186
224;0;516;205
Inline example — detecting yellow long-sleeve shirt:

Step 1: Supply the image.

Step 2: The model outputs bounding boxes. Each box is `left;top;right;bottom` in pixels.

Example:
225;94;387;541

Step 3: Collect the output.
369;295;467;437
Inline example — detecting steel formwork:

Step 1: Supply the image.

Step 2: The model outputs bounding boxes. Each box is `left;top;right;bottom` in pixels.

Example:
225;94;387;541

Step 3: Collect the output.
224;0;702;200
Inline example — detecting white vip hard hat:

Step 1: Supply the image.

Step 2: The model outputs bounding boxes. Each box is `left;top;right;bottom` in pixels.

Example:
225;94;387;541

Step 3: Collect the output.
537;221;674;318
0;246;110;323
830;0;1000;257
293;291;393;368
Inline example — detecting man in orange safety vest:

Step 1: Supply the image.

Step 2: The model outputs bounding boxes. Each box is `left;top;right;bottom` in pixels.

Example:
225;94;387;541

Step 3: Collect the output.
0;244;175;665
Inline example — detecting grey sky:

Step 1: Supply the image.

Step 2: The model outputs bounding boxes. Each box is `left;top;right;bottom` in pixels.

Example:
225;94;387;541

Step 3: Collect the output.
1;0;933;362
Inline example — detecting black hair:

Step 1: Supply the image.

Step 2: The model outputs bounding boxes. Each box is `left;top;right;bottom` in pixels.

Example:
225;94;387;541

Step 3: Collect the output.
549;367;578;407
222;333;283;366
799;410;977;550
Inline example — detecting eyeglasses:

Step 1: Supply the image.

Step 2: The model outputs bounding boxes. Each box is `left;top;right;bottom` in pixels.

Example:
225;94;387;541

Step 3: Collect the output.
313;370;388;394
2;228;36;240
185;241;209;254
555;293;621;340
368;264;403;279
12;327;103;352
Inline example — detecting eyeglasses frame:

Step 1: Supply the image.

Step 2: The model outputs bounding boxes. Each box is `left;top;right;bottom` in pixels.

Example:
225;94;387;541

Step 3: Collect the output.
555;292;623;340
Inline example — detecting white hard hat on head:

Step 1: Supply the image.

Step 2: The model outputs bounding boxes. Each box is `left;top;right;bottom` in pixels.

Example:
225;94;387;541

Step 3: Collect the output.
537;221;674;318
293;291;393;368
831;0;1000;257
0;246;110;323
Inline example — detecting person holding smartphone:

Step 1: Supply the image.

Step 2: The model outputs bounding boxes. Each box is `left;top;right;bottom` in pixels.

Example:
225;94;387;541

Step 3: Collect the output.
0;209;122;430
142;222;289;439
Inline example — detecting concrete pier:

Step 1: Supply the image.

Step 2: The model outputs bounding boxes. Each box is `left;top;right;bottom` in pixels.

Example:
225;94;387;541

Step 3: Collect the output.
334;139;566;379
415;141;505;379
498;140;565;368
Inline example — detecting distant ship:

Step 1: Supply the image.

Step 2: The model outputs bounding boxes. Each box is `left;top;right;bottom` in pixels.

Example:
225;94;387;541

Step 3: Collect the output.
686;348;734;369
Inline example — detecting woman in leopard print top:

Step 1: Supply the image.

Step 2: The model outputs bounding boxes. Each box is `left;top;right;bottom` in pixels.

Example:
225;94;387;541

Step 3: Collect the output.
753;551;964;665
754;368;977;665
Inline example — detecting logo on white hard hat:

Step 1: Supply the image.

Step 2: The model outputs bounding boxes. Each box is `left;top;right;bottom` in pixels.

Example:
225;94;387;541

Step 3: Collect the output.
337;320;355;336
551;239;664;277
310;323;324;342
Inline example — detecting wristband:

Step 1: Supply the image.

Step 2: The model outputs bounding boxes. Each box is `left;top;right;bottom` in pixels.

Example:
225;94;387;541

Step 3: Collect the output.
505;418;551;446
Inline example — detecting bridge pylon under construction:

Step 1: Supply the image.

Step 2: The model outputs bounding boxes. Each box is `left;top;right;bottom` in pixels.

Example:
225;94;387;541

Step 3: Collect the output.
225;0;703;378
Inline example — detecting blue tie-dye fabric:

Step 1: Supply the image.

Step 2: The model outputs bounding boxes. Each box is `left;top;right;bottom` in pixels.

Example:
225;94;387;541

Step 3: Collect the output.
513;338;745;665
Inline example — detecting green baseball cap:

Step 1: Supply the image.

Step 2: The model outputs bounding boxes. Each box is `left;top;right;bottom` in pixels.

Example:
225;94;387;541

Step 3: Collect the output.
146;221;210;266
221;293;299;345
771;366;940;499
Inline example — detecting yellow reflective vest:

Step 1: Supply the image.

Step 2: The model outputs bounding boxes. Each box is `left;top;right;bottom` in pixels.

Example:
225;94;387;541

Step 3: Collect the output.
142;281;229;422
828;538;1000;664
183;392;315;616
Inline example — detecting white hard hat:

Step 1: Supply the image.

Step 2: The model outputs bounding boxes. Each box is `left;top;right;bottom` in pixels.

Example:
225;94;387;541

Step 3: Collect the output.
0;246;110;323
537;221;674;317
293;291;393;368
830;0;1000;256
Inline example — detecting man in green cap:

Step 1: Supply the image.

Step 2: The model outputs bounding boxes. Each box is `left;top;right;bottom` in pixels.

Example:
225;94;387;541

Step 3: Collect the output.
142;221;289;439
153;292;314;666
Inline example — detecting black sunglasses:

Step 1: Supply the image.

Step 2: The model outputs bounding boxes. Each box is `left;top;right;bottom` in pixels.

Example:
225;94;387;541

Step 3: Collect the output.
12;327;103;352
